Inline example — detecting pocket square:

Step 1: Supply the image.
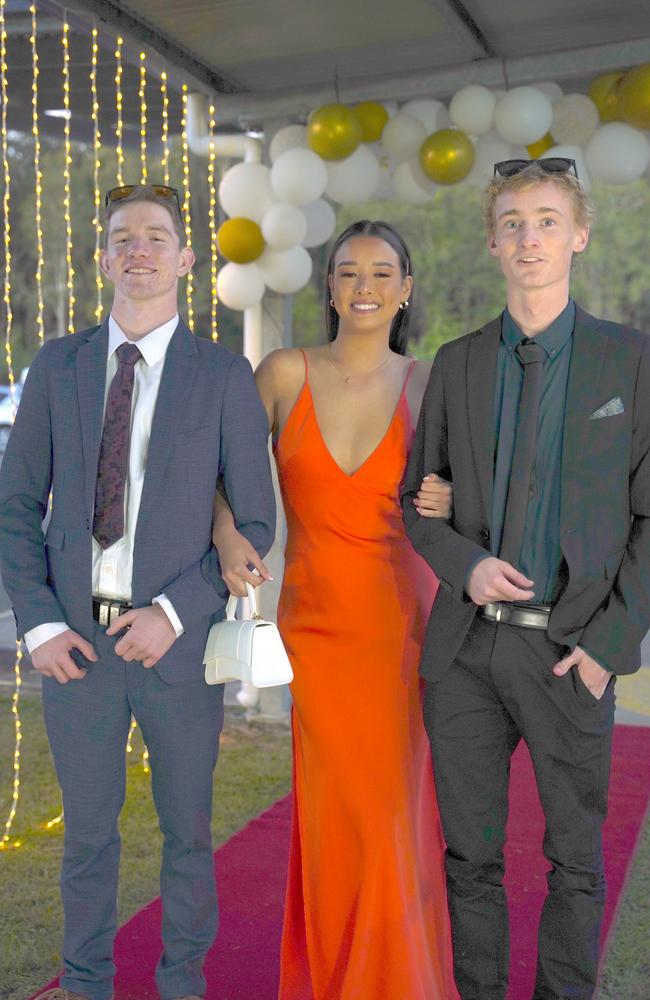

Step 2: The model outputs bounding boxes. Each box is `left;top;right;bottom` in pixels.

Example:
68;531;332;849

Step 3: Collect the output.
590;396;624;420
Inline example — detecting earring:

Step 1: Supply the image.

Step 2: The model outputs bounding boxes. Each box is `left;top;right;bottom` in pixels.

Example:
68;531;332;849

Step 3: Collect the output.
399;300;410;310
330;298;335;307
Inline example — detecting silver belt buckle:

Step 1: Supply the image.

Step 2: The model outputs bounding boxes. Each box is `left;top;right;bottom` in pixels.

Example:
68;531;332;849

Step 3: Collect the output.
97;600;110;627
109;602;123;624
494;603;503;623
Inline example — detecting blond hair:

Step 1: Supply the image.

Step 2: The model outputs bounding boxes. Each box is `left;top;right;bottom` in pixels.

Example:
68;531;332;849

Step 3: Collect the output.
484;163;595;236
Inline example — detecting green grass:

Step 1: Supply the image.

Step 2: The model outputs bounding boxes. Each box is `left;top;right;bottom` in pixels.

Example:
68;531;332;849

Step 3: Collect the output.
0;692;292;1000
0;693;648;999
597;815;650;999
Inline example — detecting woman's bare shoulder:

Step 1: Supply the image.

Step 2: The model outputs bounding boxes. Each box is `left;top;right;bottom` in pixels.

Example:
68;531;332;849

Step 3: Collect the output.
256;347;306;391
410;357;433;391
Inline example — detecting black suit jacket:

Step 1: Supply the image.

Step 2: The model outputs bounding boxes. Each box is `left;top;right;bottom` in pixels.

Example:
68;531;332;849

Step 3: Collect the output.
402;306;650;680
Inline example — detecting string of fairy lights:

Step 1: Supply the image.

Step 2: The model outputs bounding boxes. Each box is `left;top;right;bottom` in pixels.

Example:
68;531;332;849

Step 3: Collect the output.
160;70;171;185
181;84;195;330
61;17;75;334
139;50;148;183
90;26;103;323
0;14;221;850
207;102;219;341
114;35;125;186
30;3;45;346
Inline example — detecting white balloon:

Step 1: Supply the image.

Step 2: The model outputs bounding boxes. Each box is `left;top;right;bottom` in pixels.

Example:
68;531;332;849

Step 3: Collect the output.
400;98;450;134
270;148;328;206
381;113;426;162
301;199;336;248
494;87;554;145
449;85;497;136
392;160;437;203
465;133;512;188
219;163;276;223
533;81;564;105
586;124;650;184
269;124;308;163
258;245;313;294
216;262;265;311
552;94;599;145
541;145;592;192
326;145;381;204
261;202;307;251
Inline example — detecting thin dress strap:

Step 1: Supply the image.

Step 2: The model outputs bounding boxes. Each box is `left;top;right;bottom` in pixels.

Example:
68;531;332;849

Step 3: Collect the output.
402;358;417;392
300;348;309;383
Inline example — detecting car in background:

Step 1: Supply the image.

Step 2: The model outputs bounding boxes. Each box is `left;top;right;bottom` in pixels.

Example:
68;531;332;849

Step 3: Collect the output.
0;379;24;460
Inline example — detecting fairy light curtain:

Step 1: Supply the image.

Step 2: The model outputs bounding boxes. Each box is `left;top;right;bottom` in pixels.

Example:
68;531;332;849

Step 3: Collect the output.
1;11;216;849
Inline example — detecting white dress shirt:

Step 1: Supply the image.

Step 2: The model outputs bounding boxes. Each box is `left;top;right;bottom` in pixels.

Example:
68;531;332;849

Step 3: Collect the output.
25;315;184;653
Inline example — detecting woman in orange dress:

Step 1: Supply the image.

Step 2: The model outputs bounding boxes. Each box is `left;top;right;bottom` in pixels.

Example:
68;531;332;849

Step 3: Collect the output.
213;221;458;999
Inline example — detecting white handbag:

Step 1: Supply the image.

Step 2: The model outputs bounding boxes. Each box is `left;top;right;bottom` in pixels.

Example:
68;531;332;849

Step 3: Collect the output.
204;581;293;688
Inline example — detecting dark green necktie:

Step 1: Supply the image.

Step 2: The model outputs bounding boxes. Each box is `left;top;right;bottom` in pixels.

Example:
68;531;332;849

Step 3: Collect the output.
499;338;545;569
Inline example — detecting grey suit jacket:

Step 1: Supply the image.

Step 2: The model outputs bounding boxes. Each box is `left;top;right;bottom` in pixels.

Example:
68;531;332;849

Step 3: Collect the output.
0;319;276;684
402;306;650;679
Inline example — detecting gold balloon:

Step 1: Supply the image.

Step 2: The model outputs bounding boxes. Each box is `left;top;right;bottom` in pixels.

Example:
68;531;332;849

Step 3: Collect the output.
419;129;475;185
527;133;554;158
588;71;624;122
353;101;389;143
307;103;362;161
618;63;650;130
217;217;265;264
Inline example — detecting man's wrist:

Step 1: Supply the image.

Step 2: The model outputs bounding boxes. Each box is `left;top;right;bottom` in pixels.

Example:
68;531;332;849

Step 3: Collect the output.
152;594;184;637
24;622;69;654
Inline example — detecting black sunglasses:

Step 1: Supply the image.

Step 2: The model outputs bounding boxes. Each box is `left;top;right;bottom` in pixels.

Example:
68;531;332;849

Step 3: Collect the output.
105;184;183;214
493;158;579;181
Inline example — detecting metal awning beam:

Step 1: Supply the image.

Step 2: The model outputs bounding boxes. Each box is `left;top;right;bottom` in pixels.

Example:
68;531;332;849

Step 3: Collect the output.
38;0;245;95
424;0;496;59
210;36;650;128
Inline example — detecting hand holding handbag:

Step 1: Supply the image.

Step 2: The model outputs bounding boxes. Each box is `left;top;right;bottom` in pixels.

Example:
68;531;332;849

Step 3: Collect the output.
204;581;293;688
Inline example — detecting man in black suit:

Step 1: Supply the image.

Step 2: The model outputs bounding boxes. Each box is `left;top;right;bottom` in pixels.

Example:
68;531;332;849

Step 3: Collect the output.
402;159;650;1000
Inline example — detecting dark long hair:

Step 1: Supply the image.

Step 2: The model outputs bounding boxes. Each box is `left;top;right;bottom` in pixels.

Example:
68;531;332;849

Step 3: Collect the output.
325;220;413;356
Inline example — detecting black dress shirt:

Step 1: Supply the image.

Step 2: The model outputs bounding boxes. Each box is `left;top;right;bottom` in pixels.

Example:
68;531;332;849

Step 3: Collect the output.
491;300;575;603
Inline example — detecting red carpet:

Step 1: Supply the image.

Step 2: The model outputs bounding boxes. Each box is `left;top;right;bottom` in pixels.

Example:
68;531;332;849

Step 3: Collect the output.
31;725;650;1000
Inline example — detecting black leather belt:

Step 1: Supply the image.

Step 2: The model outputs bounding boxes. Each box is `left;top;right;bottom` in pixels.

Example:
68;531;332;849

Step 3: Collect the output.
92;597;132;626
479;602;552;630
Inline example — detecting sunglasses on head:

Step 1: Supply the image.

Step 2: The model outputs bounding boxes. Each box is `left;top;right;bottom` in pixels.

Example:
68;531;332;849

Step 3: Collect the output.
105;184;182;214
493;158;579;181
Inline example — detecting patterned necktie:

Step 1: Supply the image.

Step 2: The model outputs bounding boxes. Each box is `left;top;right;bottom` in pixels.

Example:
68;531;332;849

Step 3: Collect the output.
92;341;143;550
499;338;545;568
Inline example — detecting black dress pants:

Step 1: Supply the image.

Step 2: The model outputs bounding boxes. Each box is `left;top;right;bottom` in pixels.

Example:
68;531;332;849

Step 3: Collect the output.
423;615;615;1000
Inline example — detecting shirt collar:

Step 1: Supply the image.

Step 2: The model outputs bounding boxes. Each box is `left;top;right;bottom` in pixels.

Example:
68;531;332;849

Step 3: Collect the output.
107;314;179;367
502;299;575;361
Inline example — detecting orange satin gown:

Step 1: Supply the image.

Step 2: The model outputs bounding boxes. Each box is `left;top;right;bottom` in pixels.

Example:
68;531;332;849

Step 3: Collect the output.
275;353;457;1000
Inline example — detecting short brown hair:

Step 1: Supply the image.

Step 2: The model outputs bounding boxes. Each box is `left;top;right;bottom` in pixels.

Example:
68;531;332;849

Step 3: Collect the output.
103;184;185;244
484;163;595;236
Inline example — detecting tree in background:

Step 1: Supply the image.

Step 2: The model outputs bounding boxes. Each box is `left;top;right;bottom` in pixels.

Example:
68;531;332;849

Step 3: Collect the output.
3;140;650;376
0;133;241;380
292;183;650;356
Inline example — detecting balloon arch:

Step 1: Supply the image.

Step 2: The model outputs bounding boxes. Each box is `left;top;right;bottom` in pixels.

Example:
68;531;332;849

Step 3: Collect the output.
214;66;650;312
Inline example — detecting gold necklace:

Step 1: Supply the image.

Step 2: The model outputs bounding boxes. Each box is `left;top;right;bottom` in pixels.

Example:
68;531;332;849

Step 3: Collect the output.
326;342;393;384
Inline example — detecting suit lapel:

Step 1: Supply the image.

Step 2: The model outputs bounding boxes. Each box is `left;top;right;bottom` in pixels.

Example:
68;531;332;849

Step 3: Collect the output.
561;306;608;516
467;316;501;524
76;321;109;520
136;320;197;534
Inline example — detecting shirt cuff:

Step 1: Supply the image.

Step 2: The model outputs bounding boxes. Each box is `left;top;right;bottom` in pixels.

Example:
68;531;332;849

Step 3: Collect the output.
153;594;184;638
24;622;69;654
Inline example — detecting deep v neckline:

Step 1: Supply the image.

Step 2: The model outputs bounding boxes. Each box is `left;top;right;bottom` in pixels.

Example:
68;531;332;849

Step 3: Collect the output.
307;362;416;478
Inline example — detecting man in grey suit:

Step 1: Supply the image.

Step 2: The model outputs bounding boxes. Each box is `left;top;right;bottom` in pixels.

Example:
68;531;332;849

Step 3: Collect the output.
402;160;650;999
0;184;275;1000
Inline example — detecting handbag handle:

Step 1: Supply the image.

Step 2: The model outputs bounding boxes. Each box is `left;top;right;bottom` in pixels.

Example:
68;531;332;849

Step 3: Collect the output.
225;580;261;622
